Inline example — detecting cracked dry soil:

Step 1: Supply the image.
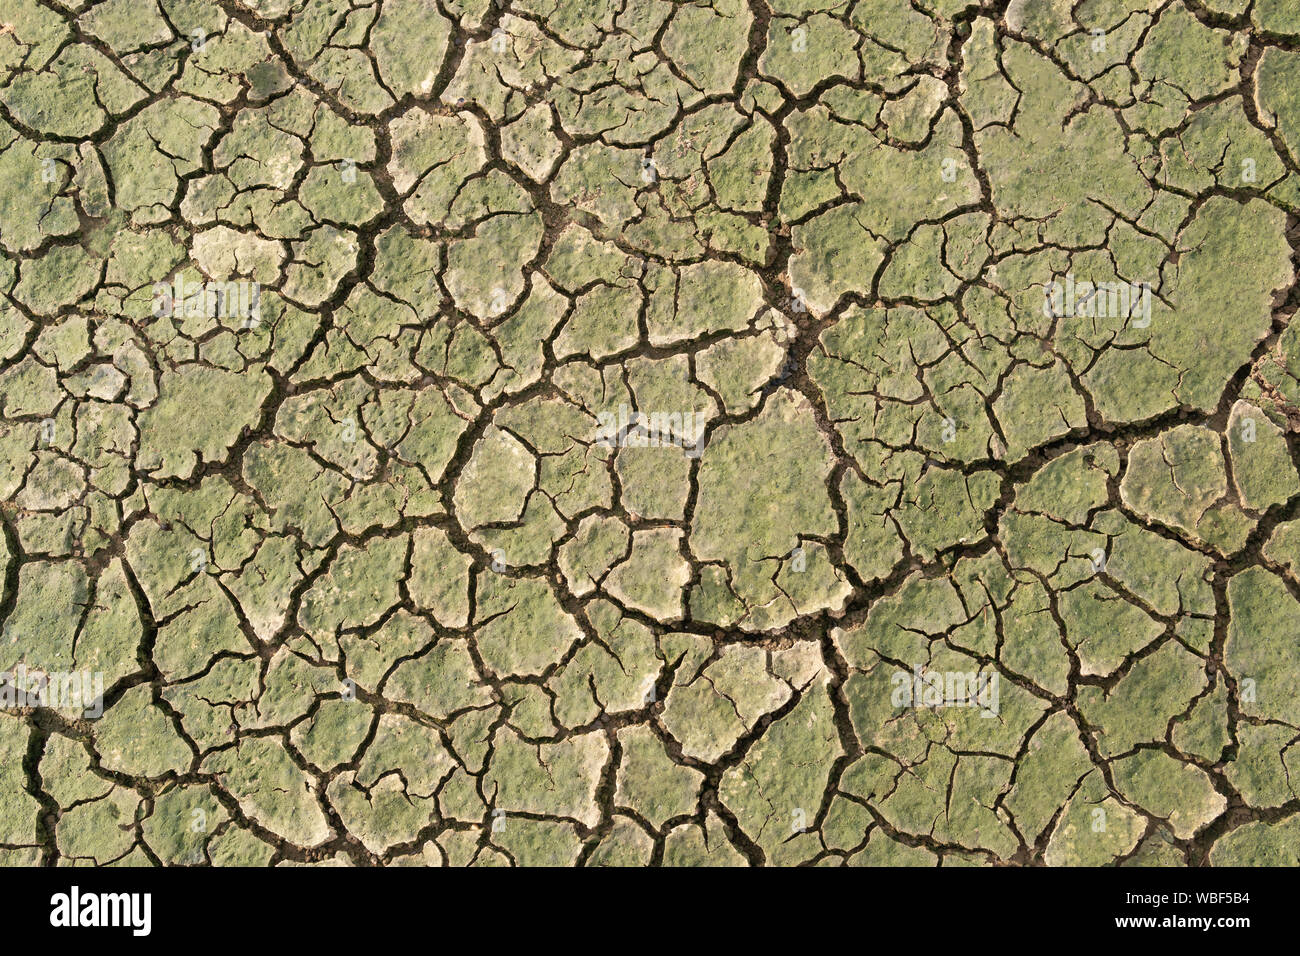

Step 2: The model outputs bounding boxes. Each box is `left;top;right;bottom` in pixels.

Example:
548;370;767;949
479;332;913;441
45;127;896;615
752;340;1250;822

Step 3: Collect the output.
0;0;1299;867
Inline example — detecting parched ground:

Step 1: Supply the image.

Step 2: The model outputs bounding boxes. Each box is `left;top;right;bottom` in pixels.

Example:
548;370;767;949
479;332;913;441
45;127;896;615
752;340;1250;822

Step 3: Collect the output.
0;0;1298;867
